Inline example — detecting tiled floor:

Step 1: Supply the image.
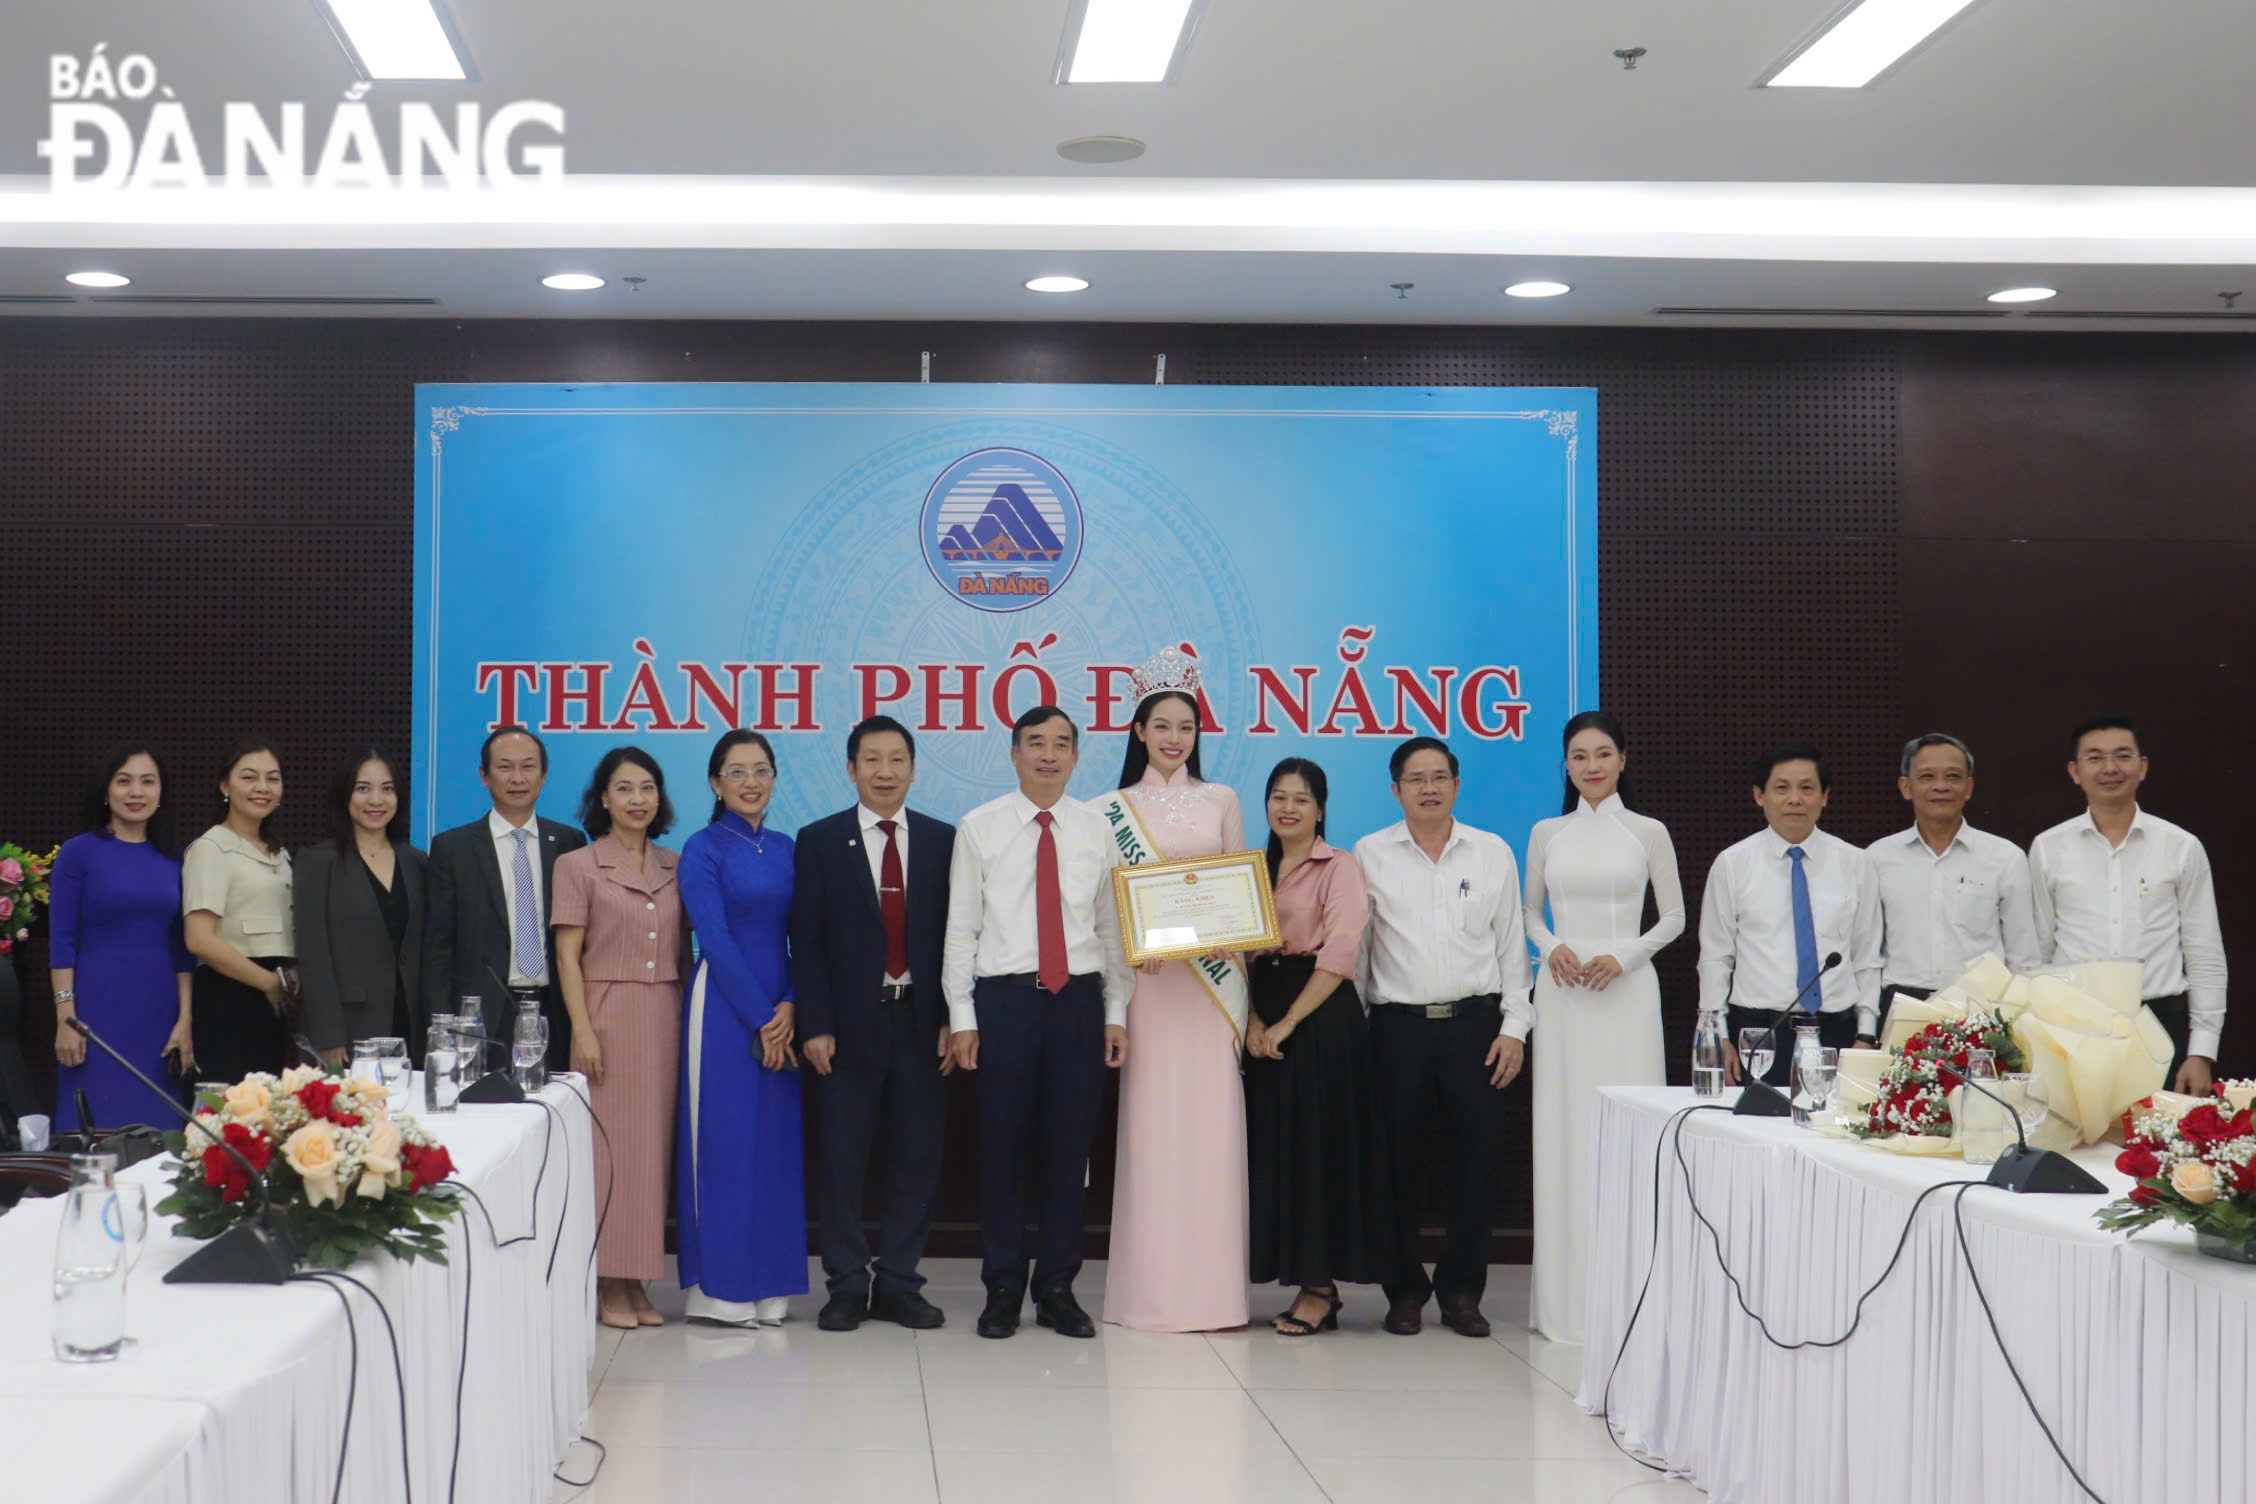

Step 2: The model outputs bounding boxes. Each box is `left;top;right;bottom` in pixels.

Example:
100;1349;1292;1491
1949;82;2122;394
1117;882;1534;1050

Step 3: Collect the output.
555;1260;1703;1504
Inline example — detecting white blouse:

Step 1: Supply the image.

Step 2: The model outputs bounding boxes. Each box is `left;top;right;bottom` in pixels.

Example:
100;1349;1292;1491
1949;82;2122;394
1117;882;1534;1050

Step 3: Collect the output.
1523;795;1685;976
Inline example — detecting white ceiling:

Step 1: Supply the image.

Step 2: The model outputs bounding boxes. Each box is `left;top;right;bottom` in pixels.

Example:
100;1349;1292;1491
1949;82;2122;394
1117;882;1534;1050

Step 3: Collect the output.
1;0;2252;325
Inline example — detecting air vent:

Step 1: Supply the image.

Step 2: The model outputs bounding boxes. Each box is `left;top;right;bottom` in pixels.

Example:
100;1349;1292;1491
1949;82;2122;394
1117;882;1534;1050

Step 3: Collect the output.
0;293;75;304
84;295;441;307
1653;306;2007;319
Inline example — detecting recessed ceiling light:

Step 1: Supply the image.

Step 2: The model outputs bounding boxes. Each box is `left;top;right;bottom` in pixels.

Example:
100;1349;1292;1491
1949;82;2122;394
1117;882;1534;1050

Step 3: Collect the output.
318;0;469;80
65;271;130;288
1504;280;1572;299
1762;0;1981;89
1025;275;1090;294
1058;0;1202;84
1986;286;2057;304
1057;135;1148;165
541;273;604;292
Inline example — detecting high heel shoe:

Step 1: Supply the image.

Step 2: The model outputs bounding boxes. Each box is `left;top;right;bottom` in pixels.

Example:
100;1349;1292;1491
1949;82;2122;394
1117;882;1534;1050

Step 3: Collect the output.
1272;1288;1342;1337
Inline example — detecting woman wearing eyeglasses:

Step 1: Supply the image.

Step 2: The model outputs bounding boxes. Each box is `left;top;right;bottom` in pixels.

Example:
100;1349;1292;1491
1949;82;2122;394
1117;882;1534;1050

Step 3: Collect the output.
673;730;806;1327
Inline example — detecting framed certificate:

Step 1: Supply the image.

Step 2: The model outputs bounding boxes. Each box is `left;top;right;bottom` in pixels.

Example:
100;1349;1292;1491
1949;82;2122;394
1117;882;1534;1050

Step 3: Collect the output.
1111;850;1282;965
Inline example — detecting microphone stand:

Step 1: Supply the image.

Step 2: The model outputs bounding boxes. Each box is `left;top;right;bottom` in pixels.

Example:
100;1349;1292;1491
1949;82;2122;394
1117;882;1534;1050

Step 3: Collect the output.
1936;1060;2105;1194
63;1018;296;1284
1732;953;1844;1118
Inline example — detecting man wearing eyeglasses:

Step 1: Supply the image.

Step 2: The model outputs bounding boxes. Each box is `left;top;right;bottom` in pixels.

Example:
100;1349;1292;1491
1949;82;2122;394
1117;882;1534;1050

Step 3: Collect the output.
1354;736;1533;1339
2030;715;2227;1094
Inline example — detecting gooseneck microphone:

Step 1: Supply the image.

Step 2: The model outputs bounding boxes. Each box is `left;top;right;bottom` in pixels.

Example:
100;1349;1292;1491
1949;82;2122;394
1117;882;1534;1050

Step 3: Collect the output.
1934;1059;2106;1195
62;1016;295;1283
1731;952;1843;1119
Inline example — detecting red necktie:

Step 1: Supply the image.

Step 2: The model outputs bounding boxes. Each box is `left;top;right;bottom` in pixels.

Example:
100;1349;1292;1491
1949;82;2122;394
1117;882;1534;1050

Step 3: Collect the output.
1033;809;1069;993
876;818;908;979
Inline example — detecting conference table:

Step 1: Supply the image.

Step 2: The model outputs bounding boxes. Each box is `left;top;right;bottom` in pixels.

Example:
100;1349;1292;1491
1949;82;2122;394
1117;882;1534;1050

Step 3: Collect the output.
0;1078;595;1504
1580;1085;2256;1504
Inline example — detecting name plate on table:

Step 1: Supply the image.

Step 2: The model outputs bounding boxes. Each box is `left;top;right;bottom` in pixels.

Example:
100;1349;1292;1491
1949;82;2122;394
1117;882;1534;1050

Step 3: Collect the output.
1111;851;1281;965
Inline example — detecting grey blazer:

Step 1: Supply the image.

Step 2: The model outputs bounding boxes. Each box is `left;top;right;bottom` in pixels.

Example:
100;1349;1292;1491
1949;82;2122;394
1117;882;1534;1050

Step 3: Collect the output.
294;839;427;1053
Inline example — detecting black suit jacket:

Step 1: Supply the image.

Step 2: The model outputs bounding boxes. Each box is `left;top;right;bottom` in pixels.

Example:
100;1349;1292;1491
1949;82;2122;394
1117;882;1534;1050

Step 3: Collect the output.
789;806;954;1063
294;839;428;1053
420;813;586;1038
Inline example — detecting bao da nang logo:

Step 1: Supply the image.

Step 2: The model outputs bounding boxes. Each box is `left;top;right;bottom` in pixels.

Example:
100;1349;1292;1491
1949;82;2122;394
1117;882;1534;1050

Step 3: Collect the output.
919;448;1084;613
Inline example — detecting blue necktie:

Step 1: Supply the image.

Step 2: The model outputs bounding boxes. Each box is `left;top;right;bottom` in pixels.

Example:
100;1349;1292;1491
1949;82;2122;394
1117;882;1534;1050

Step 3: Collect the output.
511;828;544;982
1787;845;1820;1012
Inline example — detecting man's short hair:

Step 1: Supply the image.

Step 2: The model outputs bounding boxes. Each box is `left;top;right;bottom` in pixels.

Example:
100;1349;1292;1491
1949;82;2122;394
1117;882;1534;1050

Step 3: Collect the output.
1388;736;1459;782
481;724;548;773
1011;705;1078;748
1899;733;1974;778
2069;714;2139;760
1750;742;1828;791
848;715;916;764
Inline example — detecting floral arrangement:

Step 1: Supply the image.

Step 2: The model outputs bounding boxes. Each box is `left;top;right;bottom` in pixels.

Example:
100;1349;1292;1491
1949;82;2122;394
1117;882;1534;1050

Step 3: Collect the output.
0;842;57;955
2097;1081;2256;1246
156;1065;459;1270
1847;1012;2025;1140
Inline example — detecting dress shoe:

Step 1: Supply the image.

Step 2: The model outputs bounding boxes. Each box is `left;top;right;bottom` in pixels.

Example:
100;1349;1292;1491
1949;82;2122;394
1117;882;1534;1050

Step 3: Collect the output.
1383;1295;1425;1336
870;1290;946;1330
816;1293;868;1332
1034;1289;1096;1339
1438;1296;1491;1338
977;1287;1024;1339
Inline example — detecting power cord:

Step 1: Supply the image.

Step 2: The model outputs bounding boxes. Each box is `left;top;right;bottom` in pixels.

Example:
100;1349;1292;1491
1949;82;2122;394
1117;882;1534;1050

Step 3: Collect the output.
286;1274;358;1504
306;1270;414;1504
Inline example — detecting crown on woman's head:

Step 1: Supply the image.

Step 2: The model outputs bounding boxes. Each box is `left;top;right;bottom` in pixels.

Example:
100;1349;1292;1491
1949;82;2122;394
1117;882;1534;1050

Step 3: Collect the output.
1129;642;1204;701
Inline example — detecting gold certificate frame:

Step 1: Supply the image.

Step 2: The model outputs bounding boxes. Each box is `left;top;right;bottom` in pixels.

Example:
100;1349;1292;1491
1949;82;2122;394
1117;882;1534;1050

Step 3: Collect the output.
1111;850;1282;965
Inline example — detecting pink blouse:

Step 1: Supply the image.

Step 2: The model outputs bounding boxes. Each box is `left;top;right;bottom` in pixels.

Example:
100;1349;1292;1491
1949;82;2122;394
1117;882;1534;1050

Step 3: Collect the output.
1273;839;1367;977
549;835;685;984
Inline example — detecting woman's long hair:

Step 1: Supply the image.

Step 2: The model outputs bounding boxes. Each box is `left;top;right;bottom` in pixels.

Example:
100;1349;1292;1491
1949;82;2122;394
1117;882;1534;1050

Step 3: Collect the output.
1116;690;1204;788
326;749;410;850
1558;709;1636;815
1261;757;1330;884
83;741;180;857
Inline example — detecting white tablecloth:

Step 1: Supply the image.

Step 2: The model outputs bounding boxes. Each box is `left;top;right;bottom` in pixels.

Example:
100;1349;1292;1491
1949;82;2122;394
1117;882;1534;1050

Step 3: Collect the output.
0;1077;595;1504
1579;1085;2256;1504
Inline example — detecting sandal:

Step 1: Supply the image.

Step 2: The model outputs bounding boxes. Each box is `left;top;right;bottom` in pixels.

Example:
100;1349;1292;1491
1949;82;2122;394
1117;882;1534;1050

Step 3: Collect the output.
1273;1288;1341;1337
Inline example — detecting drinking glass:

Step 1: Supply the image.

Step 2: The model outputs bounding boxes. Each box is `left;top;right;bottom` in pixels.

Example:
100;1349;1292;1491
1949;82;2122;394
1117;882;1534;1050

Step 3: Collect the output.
368;1036;410;1095
1798;1048;1840;1125
424;1043;461;1113
1956;1048;2009;1166
512;1009;550;1094
348;1041;381;1084
1736;1026;1775;1086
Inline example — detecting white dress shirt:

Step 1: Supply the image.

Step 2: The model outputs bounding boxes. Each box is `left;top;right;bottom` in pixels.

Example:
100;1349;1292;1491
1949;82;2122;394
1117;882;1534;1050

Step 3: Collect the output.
1697;826;1885;1034
2029;805;2229;1059
1353;819;1536;1039
943;791;1132;1032
857;803;913;988
1866;822;2043;989
488;807;548;987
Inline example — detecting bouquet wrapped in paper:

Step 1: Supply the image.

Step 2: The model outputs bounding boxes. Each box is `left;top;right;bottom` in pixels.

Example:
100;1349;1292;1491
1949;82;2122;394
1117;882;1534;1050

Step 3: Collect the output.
1846;954;2169;1151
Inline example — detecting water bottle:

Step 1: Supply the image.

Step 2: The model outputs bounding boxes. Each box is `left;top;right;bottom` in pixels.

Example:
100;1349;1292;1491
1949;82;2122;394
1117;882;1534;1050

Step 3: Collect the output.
52;1153;128;1362
1789;1024;1824;1126
454;996;484;1080
1691;1006;1729;1097
1956;1048;2009;1165
513;1001;549;1094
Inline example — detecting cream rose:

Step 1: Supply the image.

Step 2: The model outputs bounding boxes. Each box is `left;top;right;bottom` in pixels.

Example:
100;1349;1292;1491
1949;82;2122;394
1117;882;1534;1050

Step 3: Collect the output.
2169;1159;2220;1206
2220;1080;2256;1115
356;1121;404;1199
279;1064;323;1094
222;1080;273;1131
283;1120;344;1207
346;1076;389;1107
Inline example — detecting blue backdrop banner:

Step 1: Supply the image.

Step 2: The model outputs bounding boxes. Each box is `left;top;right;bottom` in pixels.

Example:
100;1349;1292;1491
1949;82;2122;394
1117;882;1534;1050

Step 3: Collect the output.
413;382;1596;854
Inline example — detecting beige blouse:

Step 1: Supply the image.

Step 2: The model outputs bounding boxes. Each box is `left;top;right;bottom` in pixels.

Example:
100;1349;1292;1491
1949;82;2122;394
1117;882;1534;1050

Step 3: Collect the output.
182;824;296;958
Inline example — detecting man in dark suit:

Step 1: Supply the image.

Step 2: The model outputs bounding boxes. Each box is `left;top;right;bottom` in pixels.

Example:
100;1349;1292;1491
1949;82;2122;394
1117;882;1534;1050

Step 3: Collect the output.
790;715;955;1332
420;726;586;1066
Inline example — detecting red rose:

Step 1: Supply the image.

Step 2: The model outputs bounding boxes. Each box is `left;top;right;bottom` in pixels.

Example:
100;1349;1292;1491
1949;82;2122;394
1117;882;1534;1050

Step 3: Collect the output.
2128;1185;2161;1207
203;1143;232;1188
403;1142;456;1192
296;1079;341;1121
2180;1105;2229;1146
222;1121;273;1172
2117;1146;2161;1180
2230;1110;2254;1139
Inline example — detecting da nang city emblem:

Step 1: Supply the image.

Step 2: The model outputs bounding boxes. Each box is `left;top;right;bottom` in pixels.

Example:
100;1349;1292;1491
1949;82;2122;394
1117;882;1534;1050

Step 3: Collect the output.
919;447;1085;613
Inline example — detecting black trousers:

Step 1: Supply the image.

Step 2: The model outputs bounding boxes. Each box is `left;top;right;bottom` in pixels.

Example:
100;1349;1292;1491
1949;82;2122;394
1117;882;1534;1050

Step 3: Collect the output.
973;975;1107;1299
1727;1006;1859;1087
816;997;947;1299
2146;993;2192;1084
1371;998;1504;1308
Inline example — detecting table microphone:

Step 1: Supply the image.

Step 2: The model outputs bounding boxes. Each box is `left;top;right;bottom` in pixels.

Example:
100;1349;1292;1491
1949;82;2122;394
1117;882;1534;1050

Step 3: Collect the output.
61;1017;295;1284
443;1024;528;1104
1732;953;1843;1118
1934;1060;2106;1195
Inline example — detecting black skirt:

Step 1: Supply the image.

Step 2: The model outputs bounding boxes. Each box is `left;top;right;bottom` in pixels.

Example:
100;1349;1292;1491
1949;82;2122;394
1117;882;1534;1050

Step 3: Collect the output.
1244;954;1397;1288
190;957;294;1084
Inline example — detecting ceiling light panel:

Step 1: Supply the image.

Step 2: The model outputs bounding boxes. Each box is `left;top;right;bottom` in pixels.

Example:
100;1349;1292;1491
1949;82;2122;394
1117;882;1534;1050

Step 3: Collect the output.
320;0;470;81
1058;0;1204;84
1762;0;1980;89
